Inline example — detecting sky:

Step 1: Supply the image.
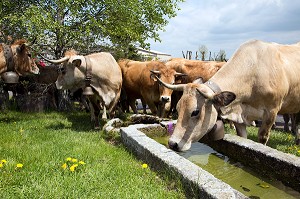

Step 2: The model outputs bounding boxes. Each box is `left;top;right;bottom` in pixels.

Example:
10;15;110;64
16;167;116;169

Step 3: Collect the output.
148;0;300;60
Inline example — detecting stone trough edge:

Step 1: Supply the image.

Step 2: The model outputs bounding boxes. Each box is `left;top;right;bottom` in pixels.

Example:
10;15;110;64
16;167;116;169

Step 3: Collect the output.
120;123;248;199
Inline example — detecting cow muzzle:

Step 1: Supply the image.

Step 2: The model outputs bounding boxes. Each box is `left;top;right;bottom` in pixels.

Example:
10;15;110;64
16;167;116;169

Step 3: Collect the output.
160;96;170;102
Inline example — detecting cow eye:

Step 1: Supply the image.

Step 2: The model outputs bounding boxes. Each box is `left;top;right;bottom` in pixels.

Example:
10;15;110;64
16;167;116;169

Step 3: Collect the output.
27;53;31;58
191;109;200;117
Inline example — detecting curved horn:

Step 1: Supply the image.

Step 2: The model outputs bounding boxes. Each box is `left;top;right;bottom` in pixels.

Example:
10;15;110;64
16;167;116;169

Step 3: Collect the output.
150;70;160;74
151;73;186;91
39;54;70;64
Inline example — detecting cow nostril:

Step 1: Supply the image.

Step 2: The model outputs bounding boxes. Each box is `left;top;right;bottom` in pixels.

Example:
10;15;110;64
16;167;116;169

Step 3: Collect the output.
161;96;170;102
168;140;179;151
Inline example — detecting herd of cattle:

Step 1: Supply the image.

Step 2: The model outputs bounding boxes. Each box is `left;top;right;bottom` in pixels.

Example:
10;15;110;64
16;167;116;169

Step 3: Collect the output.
1;39;300;151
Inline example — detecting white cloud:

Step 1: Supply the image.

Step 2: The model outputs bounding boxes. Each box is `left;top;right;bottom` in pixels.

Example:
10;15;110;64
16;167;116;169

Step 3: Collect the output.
148;0;300;59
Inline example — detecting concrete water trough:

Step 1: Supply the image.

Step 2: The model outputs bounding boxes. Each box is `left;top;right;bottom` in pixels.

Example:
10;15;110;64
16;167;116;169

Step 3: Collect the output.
120;121;300;199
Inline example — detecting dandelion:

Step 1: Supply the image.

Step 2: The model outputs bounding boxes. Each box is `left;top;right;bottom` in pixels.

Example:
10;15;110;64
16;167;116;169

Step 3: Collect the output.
0;163;3;168
1;159;7;164
142;163;148;169
71;158;78;163
70;164;78;172
61;163;67;170
79;161;86;165
16;163;23;169
66;157;72;161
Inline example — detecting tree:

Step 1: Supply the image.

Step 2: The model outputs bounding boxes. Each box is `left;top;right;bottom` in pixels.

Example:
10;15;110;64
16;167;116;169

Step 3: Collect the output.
198;45;208;61
215;49;227;61
1;0;183;58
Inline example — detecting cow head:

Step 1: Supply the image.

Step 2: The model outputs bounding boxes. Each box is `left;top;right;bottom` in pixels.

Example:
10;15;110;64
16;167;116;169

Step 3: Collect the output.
42;50;86;90
9;40;39;75
150;68;186;117
153;75;236;151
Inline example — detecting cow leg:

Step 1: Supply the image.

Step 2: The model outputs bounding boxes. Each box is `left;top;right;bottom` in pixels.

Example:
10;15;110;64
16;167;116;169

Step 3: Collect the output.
258;110;277;144
147;101;158;116
293;113;300;145
233;122;247;138
141;98;147;114
290;113;296;135
283;114;290;132
88;97;101;129
102;105;107;119
128;98;138;114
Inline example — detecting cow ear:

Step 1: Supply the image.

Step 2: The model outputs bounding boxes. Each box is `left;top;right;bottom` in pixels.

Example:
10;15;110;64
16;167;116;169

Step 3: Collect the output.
72;59;82;67
16;43;26;54
212;91;236;106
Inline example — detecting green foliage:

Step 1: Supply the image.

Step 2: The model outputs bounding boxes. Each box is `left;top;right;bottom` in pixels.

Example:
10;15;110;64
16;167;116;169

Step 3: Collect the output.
0;111;185;198
1;0;184;59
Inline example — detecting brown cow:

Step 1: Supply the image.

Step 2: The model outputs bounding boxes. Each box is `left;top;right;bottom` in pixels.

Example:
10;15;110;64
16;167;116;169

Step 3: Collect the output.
118;59;184;118
155;39;300;151
165;58;226;117
166;58;225;83
0;39;39;76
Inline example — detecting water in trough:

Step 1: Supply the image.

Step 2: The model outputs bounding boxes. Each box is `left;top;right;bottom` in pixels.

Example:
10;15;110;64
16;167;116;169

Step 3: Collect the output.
150;135;300;199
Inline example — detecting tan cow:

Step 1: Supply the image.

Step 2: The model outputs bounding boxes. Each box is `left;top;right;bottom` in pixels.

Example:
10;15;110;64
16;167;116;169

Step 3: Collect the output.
44;50;122;129
155;39;300;151
118;59;184;118
0;39;39;76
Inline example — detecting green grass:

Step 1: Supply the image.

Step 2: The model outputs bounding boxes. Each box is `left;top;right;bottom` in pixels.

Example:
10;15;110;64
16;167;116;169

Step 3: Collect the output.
225;124;300;157
0;111;185;199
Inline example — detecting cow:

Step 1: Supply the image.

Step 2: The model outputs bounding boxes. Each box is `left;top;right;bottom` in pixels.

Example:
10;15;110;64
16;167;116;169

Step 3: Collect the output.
43;50;122;129
118;59;185;118
0;39;39;76
166;58;225;83
154;39;300;151
165;58;226;117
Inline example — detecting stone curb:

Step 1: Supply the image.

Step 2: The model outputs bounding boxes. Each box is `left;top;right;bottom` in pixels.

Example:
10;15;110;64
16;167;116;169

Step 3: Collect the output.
120;124;248;199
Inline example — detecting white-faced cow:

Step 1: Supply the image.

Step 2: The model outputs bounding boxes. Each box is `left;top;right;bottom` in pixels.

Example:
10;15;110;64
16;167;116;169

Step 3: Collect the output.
118;59;185;118
155;40;300;151
44;50;122;129
0;39;39;76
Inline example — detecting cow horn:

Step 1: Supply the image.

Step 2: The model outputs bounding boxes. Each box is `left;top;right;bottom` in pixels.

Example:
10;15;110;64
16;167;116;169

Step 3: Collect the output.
40;54;70;64
150;70;160;74
151;73;186;91
175;72;187;77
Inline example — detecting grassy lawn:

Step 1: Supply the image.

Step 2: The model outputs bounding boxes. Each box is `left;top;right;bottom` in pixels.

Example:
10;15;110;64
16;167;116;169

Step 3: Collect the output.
225;124;300;157
0;111;185;199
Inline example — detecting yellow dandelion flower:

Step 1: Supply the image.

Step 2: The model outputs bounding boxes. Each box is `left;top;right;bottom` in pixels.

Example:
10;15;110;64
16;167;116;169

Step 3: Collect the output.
61;163;67;170
16;163;23;168
70;164;78;172
79;161;86;165
66;157;72;161
1;159;7;164
142;163;148;169
0;163;3;168
71;158;78;163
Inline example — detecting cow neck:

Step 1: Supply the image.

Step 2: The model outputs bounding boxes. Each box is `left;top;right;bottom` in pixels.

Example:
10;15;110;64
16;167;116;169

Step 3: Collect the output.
1;43;15;72
204;80;221;93
84;56;92;81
